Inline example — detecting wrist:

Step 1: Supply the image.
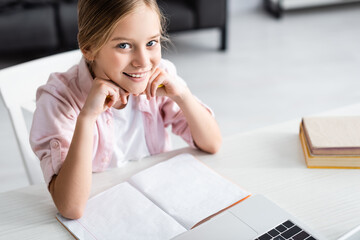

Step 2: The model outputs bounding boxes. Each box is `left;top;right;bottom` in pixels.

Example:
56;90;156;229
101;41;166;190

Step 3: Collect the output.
78;111;97;125
171;86;192;105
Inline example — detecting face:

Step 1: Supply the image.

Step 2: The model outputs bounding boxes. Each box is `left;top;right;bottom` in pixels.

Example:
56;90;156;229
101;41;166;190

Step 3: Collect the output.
90;4;162;95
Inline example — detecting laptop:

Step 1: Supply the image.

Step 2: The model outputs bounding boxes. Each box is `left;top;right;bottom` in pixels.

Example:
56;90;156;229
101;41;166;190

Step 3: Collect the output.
172;194;324;240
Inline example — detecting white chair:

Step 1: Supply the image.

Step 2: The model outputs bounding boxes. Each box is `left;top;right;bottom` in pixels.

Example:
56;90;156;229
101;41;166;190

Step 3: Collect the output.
0;50;82;185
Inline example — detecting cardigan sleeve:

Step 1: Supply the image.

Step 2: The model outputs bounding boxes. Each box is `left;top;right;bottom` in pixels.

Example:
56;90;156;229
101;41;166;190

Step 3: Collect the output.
30;74;78;185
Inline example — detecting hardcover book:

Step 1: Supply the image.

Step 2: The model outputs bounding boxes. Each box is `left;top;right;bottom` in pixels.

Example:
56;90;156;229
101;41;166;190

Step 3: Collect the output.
302;116;360;155
300;119;360;168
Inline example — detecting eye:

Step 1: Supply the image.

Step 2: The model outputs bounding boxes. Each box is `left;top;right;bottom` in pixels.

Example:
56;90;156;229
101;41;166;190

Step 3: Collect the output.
117;43;130;49
146;40;157;47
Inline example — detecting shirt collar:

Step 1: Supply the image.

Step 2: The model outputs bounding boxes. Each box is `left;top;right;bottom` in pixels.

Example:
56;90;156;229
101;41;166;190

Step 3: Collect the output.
134;95;152;114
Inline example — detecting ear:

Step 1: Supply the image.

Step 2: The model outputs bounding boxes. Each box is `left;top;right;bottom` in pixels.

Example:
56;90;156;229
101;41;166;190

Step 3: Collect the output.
81;48;95;62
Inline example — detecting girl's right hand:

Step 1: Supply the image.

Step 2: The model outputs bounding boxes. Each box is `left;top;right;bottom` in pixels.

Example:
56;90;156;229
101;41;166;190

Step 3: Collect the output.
80;78;129;120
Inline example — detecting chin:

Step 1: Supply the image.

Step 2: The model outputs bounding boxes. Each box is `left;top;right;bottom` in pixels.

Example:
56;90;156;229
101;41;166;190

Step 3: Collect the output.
126;85;147;95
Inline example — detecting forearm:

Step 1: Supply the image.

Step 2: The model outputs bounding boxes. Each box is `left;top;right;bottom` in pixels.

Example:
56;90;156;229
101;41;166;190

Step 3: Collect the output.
174;88;222;154
50;113;95;219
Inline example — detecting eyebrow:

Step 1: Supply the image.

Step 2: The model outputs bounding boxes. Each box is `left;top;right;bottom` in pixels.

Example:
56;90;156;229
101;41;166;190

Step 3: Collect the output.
111;34;161;42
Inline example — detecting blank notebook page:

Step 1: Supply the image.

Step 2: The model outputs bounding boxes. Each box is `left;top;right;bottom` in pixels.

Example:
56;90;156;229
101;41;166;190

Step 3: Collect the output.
57;182;186;240
129;153;250;230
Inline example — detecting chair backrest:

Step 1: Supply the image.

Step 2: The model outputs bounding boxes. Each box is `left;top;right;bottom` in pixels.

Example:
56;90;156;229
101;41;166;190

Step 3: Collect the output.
0;50;82;185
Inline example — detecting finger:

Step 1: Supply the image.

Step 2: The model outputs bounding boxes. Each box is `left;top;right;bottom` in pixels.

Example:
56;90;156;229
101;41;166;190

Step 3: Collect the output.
95;78;121;94
96;76;124;92
100;78;128;105
93;79;116;107
105;89;119;109
149;67;161;82
147;68;161;99
151;74;166;97
119;87;129;105
147;68;160;96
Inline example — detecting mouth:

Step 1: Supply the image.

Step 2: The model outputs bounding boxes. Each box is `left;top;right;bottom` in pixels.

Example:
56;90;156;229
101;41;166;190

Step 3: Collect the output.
123;71;149;82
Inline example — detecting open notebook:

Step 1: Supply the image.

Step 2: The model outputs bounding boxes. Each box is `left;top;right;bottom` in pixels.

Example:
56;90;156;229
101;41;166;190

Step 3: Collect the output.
56;153;250;240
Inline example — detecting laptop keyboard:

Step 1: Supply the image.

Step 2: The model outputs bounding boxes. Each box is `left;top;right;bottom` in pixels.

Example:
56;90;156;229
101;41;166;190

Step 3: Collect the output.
255;220;317;240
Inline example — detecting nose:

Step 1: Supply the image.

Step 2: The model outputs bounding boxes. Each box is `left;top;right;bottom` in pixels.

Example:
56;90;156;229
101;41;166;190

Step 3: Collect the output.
131;47;150;68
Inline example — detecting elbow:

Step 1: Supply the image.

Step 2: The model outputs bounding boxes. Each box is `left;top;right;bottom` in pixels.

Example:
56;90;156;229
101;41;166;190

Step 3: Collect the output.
49;176;89;220
201;136;222;154
58;204;85;220
208;140;222;154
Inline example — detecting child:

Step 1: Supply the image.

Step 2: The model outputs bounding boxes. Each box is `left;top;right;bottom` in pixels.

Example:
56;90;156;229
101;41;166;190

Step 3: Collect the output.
30;0;222;220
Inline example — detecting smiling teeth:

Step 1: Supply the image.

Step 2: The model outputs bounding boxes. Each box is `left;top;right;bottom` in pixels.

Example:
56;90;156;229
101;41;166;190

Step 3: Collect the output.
128;73;146;78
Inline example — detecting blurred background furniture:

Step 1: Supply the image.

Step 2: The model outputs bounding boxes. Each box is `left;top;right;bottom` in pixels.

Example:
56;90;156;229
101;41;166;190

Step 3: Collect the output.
0;0;228;55
0;50;82;185
158;0;228;50
0;0;76;53
264;0;360;18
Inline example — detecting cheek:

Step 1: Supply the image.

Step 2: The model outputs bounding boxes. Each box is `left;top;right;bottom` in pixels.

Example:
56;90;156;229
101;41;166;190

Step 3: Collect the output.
108;55;129;77
97;52;123;71
103;56;128;80
151;50;162;67
151;54;161;67
112;54;127;68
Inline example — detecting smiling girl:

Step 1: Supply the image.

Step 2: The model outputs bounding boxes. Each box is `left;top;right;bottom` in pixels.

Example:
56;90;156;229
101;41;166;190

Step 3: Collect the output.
30;0;222;219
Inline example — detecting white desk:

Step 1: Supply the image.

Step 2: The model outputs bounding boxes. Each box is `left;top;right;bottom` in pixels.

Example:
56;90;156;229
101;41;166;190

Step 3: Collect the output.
1;105;360;240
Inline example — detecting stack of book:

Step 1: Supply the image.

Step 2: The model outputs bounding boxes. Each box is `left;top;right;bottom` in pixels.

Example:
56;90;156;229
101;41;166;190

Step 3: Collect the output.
299;116;360;168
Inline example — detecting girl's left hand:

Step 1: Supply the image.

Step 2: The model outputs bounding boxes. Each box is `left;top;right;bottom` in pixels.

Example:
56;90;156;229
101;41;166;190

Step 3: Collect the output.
145;67;188;101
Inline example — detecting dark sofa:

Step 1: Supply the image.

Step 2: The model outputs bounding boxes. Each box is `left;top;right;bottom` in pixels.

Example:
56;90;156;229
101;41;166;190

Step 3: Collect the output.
0;0;227;54
158;0;228;50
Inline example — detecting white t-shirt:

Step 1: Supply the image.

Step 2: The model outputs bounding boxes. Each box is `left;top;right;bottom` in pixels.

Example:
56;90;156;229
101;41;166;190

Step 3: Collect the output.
110;95;150;168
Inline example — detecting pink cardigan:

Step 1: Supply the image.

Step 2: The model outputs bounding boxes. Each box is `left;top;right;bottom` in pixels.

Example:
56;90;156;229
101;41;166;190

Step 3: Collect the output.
30;58;208;185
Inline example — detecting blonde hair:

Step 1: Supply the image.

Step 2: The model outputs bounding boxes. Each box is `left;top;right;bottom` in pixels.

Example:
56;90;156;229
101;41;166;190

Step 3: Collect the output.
77;0;168;59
